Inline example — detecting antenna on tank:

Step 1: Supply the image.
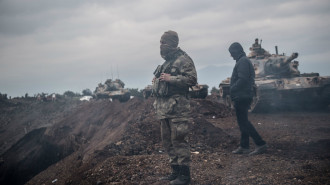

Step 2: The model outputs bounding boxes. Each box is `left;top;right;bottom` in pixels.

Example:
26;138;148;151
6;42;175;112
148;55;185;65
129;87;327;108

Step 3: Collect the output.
116;65;119;79
111;64;114;80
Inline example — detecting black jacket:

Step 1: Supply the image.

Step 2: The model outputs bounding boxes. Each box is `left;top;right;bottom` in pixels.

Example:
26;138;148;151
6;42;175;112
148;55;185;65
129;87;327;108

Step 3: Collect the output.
229;42;255;100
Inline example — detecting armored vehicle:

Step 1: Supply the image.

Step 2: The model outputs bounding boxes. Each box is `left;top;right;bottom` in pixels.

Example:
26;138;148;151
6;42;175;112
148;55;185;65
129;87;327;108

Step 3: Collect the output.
188;84;209;99
142;84;209;99
219;39;330;112
142;85;153;99
94;79;131;102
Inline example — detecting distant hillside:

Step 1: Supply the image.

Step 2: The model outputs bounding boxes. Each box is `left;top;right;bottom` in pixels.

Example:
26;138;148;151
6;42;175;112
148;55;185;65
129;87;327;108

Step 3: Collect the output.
197;65;233;90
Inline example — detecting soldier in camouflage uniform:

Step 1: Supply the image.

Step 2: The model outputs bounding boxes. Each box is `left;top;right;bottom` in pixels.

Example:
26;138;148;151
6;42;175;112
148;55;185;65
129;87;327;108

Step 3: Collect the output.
152;30;197;185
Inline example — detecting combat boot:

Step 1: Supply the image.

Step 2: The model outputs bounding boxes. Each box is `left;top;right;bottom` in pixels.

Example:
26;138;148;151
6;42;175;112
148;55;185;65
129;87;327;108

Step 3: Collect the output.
170;165;190;185
160;165;180;181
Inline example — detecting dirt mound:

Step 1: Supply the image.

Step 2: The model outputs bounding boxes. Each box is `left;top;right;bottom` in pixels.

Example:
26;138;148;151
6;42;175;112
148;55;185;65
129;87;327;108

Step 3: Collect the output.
0;97;233;185
0;98;81;155
190;98;233;118
0;127;64;185
2;97;330;185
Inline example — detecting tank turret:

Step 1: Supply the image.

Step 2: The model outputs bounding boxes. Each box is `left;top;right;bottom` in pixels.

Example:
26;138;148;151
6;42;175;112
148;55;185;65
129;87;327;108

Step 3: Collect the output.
248;39;300;78
263;52;300;77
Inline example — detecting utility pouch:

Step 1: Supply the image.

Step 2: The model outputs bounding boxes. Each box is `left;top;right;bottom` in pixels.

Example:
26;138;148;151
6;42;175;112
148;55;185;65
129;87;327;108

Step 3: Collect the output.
152;78;168;97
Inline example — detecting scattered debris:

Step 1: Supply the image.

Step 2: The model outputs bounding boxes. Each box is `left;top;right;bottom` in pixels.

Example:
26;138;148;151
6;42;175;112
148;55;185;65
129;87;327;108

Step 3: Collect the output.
51;179;57;183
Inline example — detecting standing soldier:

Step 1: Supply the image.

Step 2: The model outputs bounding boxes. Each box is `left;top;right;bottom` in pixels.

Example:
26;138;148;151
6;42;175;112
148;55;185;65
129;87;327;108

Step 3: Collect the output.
153;30;197;185
228;42;267;156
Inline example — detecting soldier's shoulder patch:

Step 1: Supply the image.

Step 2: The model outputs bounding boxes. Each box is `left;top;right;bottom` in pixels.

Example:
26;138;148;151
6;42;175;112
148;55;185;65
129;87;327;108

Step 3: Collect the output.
183;60;194;69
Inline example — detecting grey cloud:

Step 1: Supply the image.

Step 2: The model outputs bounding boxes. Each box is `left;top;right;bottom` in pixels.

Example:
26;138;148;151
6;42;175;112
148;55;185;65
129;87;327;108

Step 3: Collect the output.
1;0;330;97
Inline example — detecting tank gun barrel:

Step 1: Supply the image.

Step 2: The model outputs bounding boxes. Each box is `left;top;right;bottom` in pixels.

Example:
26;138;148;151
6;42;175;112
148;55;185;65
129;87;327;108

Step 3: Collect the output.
281;52;298;67
275;46;278;55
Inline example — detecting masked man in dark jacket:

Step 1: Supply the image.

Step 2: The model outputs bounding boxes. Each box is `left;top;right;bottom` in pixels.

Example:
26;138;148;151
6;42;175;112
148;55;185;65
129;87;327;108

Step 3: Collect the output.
229;42;267;156
153;30;197;185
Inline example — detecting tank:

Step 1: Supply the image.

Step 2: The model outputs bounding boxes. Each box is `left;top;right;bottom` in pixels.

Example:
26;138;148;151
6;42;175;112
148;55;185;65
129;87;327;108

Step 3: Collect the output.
142;85;152;99
188;84;209;99
142;84;209;99
94;79;131;102
219;38;330;112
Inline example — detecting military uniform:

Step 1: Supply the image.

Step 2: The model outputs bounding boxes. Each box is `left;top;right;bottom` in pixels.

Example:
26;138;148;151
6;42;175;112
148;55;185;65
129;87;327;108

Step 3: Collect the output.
153;31;197;184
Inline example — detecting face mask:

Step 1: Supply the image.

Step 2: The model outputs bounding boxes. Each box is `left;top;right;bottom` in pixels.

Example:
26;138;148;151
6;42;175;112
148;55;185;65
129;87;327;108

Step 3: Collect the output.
160;44;176;60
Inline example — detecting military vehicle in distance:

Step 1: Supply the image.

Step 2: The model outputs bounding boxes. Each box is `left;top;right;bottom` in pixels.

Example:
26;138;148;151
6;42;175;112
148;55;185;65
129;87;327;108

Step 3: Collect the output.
219;38;330;112
142;85;153;99
142;84;209;99
188;84;209;99
94;79;131;102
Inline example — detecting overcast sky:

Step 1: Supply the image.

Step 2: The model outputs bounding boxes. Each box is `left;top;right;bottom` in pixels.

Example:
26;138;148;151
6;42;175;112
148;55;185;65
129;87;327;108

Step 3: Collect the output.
1;0;330;97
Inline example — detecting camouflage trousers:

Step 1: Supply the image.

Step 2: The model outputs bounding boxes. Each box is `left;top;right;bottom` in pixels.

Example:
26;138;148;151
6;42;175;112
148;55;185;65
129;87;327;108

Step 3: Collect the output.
160;118;190;166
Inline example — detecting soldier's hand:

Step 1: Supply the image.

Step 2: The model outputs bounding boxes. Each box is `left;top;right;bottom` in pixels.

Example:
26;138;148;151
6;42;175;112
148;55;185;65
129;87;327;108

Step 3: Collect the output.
160;73;171;82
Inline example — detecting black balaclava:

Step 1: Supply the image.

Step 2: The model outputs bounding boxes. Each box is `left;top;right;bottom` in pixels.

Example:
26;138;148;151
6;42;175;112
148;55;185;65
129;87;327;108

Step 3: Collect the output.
229;42;246;61
160;30;179;60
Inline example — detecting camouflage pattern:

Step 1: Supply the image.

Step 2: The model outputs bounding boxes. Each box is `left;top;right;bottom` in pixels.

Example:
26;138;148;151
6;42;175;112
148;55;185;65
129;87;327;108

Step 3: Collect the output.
153;31;197;166
143;83;207;99
161;119;190;165
153;48;197;121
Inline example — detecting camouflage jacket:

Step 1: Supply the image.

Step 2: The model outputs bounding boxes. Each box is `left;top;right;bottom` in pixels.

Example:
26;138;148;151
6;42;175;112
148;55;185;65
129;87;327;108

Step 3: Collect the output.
153;48;197;121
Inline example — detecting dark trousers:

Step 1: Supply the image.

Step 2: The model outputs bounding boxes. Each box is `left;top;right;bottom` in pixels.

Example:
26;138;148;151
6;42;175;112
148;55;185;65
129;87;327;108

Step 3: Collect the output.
234;98;266;148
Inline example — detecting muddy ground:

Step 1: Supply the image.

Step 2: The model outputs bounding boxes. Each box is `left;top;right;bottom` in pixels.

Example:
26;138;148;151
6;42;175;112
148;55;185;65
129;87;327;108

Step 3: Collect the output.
0;96;329;185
